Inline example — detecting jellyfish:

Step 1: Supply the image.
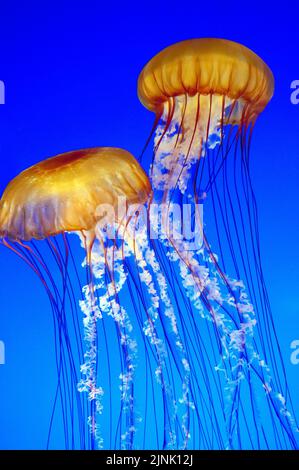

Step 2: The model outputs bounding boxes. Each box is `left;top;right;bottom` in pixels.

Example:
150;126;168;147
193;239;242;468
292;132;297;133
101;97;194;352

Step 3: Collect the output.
138;38;299;449
0;146;198;450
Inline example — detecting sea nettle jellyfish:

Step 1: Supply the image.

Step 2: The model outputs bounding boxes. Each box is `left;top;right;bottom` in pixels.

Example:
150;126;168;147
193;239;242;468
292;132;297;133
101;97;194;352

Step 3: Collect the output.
0;146;193;450
138;38;299;449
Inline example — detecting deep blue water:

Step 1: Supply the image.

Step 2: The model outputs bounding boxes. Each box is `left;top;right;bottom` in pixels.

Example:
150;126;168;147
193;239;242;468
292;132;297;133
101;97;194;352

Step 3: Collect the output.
0;1;298;449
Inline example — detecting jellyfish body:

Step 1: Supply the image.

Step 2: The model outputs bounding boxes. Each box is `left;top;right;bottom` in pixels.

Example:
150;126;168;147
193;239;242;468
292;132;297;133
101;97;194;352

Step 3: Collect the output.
0;147;150;448
138;39;299;449
0;146;197;449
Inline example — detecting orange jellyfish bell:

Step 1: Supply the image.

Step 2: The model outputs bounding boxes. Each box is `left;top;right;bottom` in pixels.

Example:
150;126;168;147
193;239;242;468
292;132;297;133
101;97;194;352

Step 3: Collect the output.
138;38;274;121
0;147;151;240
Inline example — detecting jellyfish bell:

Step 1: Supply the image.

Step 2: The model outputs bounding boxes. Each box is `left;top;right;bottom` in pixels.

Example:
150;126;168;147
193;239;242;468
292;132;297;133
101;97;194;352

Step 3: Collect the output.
0;147;151;241
138;38;274;122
